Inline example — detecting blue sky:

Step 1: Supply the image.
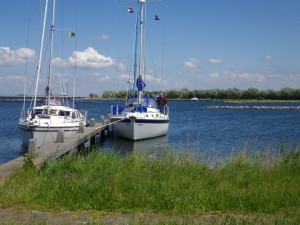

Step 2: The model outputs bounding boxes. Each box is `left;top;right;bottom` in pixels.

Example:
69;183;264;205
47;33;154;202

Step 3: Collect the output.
0;0;300;96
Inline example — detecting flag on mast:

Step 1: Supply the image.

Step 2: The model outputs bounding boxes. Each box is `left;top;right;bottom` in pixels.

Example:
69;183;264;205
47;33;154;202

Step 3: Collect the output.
68;32;75;37
128;8;133;13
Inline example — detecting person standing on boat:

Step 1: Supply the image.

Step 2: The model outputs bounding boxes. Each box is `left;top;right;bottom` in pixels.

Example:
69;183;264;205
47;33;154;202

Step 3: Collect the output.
157;92;168;114
136;75;146;101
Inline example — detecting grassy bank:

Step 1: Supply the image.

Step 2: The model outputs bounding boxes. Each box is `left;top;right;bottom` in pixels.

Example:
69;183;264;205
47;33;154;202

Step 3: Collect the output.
0;148;300;218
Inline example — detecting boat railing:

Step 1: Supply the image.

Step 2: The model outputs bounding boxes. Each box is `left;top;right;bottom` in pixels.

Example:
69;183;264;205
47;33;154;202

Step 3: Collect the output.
159;105;169;116
80;110;88;121
20;107;26;119
111;104;152;115
165;105;169;116
111;105;125;116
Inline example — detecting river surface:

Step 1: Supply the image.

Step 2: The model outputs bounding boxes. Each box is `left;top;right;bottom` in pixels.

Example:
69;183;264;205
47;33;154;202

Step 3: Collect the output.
0;98;299;165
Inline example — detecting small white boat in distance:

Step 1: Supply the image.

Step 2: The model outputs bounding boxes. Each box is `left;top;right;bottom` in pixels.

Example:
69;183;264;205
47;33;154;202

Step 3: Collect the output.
191;97;198;101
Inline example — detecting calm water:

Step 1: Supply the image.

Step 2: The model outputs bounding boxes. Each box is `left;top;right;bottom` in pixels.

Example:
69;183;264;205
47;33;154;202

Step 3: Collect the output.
0;98;299;165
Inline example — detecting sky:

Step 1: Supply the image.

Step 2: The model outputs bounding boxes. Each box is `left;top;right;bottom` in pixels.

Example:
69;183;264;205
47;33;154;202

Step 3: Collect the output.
0;0;300;96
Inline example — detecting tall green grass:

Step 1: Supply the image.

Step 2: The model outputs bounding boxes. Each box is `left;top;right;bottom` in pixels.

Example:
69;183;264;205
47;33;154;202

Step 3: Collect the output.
0;147;299;216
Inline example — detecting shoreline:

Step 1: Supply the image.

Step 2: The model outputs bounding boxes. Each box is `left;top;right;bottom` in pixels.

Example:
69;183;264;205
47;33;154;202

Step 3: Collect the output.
1;97;300;103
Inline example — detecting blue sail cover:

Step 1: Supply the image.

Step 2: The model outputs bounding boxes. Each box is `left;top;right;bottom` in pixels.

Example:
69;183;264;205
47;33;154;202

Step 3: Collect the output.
136;76;146;91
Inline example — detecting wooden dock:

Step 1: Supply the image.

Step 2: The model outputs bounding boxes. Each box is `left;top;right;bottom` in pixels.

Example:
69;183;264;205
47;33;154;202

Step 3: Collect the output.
0;117;116;184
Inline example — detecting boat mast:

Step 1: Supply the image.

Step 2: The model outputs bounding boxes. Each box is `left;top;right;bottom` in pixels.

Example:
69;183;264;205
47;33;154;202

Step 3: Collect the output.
47;0;56;112
139;0;145;78
138;0;145;103
132;1;140;98
33;0;49;109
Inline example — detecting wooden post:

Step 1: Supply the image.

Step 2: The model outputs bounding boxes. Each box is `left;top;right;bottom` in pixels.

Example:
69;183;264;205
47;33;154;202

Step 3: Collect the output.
56;129;64;143
100;129;105;139
100;115;105;125
78;142;85;153
28;139;37;157
90;118;95;127
91;135;96;148
79;121;85;133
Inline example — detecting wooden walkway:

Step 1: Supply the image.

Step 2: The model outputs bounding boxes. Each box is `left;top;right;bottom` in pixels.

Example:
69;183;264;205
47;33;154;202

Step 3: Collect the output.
0;119;114;185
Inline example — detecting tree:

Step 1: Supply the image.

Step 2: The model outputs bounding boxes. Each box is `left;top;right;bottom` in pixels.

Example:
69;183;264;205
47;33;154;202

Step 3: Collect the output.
243;88;260;99
279;87;294;100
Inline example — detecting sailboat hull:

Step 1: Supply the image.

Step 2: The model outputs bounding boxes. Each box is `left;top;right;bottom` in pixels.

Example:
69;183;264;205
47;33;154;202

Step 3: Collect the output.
111;118;169;140
19;126;84;150
18;104;86;149
19;121;81;148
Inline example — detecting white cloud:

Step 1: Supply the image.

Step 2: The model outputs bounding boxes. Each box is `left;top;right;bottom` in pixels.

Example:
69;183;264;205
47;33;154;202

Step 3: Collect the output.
101;34;109;40
224;70;265;82
184;58;200;68
209;58;223;64
208;73;219;79
0;75;24;81
119;73;167;86
92;72;101;77
97;75;111;81
144;74;164;84
52;57;71;68
68;47;116;69
190;58;199;63
0;47;35;66
264;55;275;61
91;72;111;82
184;61;197;68
117;62;126;72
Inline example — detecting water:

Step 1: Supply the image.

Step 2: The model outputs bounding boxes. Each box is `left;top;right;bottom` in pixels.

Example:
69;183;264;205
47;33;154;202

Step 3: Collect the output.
1;98;300;165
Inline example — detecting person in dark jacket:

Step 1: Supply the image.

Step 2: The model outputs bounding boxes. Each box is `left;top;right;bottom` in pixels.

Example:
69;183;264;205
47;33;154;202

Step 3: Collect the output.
157;92;168;114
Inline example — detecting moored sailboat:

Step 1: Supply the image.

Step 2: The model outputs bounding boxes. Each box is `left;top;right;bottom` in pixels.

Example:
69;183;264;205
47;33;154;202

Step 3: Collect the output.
110;0;169;140
18;0;87;148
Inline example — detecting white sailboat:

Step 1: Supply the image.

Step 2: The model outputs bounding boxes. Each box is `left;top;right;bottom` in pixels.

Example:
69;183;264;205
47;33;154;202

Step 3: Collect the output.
110;0;169;140
18;0;87;149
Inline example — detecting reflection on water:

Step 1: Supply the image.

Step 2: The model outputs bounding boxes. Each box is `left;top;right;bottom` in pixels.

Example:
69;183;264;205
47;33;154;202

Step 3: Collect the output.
100;134;170;157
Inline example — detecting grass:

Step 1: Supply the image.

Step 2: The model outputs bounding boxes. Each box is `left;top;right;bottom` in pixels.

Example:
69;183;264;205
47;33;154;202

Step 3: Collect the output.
0;146;300;219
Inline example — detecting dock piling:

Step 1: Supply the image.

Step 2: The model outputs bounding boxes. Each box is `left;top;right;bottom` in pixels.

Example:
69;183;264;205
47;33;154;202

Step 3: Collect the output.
28;139;37;157
56;129;64;143
91;135;96;148
90;118;95;127
100;115;105;124
79;121;85;133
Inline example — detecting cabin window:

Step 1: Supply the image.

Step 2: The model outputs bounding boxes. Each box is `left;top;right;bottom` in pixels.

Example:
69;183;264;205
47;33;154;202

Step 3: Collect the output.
50;109;57;115
148;99;158;108
34;109;43;115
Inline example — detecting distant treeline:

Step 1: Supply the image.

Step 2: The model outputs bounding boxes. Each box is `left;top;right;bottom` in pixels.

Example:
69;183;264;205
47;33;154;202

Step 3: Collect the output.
99;87;300;100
